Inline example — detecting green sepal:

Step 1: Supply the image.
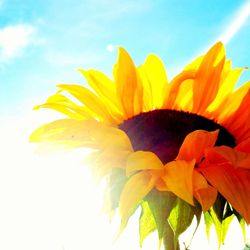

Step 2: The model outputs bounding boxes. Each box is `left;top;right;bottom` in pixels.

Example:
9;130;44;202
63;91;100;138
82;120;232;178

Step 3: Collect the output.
234;210;247;242
162;220;178;250
223;202;234;219
146;189;177;243
187;201;202;246
208;207;234;248
168;198;196;248
139;201;157;247
204;211;213;240
212;194;226;222
104;168;127;220
212;194;233;223
240;219;247;243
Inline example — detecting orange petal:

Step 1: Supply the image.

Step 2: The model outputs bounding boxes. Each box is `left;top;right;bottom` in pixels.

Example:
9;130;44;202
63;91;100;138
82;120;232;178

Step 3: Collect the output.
236;138;250;153
208;66;244;112
162;160;195;205
206;146;250;169
194;187;217;212
155;178;169;191
200;163;250;224
113;47;138;119
126;151;164;177
177;130;219;162
192;42;225;114
224;88;250;143
215;80;250;125
193;170;217;211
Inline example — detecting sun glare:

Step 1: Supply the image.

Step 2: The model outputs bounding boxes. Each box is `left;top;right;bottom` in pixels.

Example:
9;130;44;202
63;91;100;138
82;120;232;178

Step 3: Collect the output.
218;1;250;44
0;111;143;250
0;111;249;250
0;113;102;250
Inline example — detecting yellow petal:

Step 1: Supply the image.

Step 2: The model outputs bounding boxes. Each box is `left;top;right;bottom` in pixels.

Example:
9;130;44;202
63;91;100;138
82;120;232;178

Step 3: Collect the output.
30;119;133;152
89;126;133;152
34;93;93;120
177;130;219;162
162;160;195;205
79;69;124;123
192;42;225;114
141;54;168;108
30;119;98;147
172;79;193;111
137;65;153;111
87;149;130;178
113;47;138;118
79;69;118;106
126;151;164;177
57;84;115;123
183;55;203;71
133;74;144;115
119;171;156;226
163;70;196;109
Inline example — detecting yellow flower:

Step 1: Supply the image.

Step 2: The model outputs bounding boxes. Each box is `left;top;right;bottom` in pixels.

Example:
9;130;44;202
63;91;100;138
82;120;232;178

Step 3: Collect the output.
30;42;250;247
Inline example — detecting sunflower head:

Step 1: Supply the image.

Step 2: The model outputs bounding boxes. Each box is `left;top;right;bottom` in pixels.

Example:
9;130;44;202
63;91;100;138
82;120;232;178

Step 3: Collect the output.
31;42;250;249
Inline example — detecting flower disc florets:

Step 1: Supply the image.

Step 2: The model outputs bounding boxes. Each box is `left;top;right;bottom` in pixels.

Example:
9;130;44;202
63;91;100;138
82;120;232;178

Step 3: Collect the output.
119;109;235;164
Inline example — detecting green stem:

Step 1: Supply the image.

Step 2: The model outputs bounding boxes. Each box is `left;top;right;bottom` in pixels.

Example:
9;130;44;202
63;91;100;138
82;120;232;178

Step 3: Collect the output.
163;222;180;250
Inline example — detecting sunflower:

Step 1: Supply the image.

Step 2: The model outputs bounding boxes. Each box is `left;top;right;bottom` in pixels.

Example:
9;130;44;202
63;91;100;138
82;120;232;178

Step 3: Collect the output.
30;42;250;249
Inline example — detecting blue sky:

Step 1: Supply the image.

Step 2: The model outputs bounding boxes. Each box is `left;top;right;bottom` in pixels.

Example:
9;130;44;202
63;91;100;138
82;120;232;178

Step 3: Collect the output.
0;0;250;117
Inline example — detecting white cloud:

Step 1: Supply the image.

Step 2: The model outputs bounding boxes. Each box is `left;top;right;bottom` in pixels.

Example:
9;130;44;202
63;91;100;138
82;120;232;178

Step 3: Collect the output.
45;50;106;67
0;24;35;62
86;0;152;19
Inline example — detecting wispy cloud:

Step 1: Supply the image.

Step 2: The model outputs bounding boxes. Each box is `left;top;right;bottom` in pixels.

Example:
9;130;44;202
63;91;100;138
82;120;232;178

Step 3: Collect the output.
38;0;152;69
45;50;106;67
0;0;4;9
86;0;152;19
218;1;250;44
0;24;35;62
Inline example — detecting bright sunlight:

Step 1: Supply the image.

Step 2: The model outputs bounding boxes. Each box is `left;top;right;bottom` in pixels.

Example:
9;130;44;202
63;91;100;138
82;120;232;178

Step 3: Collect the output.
0;109;249;250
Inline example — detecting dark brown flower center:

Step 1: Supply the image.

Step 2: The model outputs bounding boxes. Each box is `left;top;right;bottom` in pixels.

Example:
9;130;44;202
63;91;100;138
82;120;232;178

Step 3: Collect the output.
119;109;235;164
